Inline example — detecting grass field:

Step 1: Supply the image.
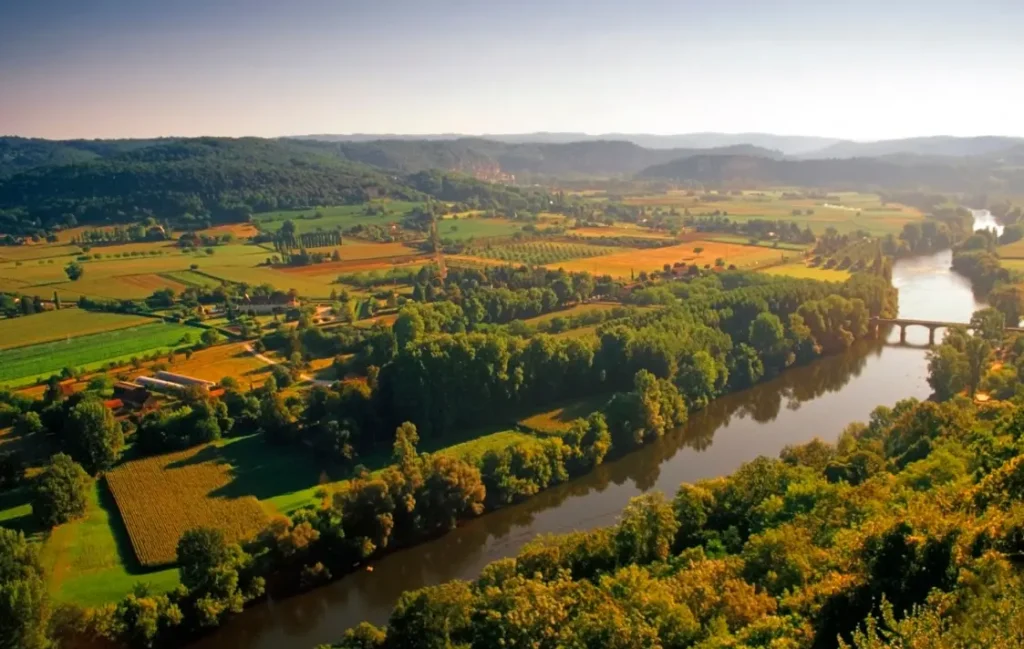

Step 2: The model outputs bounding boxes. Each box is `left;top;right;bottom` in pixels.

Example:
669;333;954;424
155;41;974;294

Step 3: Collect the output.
437;218;524;240
160;270;226;288
107;446;271;567
0;310;158;350
0;321;197;387
548;241;787;278
571;225;675;239
702;234;812;252
998;240;1024;259
620;190;922;236
523;302;624;325
256;201;425;235
517;395;611;434
761;263;851;281
461;241;621;265
438;430;543;465
128;342;270;387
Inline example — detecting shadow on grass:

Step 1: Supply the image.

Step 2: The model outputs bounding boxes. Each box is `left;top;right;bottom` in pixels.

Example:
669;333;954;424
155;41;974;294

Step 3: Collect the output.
97;479;163;575
0;486;45;537
208;435;346;502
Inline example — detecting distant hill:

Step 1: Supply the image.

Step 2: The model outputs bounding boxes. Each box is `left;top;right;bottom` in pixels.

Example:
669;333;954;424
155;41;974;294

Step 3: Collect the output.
295;132;835;156
799;136;1024;159
0;137;167;177
637;154;1024;192
0;138;420;230
295;138;782;178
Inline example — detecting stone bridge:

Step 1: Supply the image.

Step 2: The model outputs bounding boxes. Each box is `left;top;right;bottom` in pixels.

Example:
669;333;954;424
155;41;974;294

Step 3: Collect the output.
870;317;1024;345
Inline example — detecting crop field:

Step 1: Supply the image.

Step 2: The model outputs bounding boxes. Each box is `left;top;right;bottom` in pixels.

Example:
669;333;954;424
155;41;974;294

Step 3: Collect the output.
256;201;426;234
0;309;158;350
761;263;851;281
437;218;524;240
619;190;922;236
701;234;811;251
0;321;197;387
548;241;787;278
523;302;625;325
125;342;270;386
571;225;674;239
0;244;82;261
306;241;419;261
160;270;225;288
193;265;340;298
462;241;621;265
106;445;271;567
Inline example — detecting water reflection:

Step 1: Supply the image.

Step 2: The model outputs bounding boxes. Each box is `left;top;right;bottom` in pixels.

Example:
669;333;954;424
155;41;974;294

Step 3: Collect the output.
191;250;981;649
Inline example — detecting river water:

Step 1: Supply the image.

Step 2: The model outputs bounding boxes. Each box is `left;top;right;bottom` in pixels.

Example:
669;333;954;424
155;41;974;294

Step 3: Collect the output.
194;216;991;649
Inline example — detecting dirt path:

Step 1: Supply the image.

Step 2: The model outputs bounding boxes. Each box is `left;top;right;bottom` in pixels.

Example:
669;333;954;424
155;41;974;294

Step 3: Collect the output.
243;344;334;387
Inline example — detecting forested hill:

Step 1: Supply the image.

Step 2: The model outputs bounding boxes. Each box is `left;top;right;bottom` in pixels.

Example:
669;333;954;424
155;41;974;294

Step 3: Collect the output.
637;153;1024;192
0;138;423;229
297;138;782;177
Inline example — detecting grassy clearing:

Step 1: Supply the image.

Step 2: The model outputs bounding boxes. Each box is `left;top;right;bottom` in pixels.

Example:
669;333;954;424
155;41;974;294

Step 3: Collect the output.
517;395;611;434
0;310;157;350
0;321;197;387
761;263;851;281
438;430;544;465
256;201;425;234
26;483;180;606
620;190;922;236
437;218;524;240
549;241;787;278
107;446;271;567
523;303;624;325
997;239;1024;259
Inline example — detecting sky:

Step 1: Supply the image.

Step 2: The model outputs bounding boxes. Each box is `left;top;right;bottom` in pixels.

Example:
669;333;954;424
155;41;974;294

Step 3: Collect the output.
2;0;1023;141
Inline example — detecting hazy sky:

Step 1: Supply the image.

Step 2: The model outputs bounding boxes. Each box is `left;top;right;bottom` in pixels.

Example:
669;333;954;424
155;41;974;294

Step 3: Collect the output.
2;0;1023;140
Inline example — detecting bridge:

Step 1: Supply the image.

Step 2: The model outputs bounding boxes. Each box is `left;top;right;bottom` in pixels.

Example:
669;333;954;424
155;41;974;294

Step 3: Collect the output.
870;317;1024;345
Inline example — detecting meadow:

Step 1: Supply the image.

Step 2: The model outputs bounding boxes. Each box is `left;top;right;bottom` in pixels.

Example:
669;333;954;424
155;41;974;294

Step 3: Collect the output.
517;395;611;434
255;201;425;234
106;446;271;567
437;217;524;240
548;240;787;278
997;239;1024;259
619;190;923;236
522;302;625;325
0;309;157;350
0;321;197;387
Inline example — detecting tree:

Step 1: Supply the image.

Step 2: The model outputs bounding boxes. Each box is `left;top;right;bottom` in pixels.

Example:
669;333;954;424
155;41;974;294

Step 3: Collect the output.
614;492;679;565
61;398;124;474
200;328;222;348
970;307;1005;346
176;527;263;627
64;261;84;281
0;528;50;649
965;336;992;396
32;453;90;527
988;285;1024;327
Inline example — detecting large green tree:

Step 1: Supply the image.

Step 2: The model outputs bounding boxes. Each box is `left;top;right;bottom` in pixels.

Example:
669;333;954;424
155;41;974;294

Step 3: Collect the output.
32;453;90;527
61;398;123;474
0;528;50;649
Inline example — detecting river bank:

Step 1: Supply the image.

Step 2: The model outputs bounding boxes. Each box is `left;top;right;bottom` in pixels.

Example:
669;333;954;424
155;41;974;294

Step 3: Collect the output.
190;247;981;649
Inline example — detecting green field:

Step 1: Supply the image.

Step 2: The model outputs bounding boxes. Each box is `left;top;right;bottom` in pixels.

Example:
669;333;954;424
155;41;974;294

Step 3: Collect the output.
437;218;524;240
523;302;625;325
256;201;425;234
0;321;198;386
703;234;811;252
463;240;619;265
160;270;226;288
0;310;158;350
517;395;611;434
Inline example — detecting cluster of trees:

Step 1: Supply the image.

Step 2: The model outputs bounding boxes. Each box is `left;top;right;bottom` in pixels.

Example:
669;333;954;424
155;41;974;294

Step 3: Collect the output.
72;222;167;245
927;308;1024;401
327;395;1024;649
684;216;816;244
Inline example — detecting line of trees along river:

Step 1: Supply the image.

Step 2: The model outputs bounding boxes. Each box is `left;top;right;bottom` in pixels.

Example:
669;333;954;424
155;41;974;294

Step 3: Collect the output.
192;246;983;649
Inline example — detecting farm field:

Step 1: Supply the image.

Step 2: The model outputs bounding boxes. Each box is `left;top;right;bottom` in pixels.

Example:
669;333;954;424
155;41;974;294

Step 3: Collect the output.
437;217;524;240
106;445;272;567
547;240;788;278
160;269;226;288
0;309;157;350
619;190;923;236
0;244;83;261
517;395;612;434
0;242;274;300
997;240;1024;259
306;241;420;261
761;262;851;281
256;201;425;234
701;233;811;251
570;225;675;239
461;240;621;265
127;342;270;387
999;258;1024;272
0;321;198;387
198;265;341;298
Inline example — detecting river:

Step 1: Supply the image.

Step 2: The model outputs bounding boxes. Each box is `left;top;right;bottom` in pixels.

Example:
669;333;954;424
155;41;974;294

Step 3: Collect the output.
193;214;992;649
